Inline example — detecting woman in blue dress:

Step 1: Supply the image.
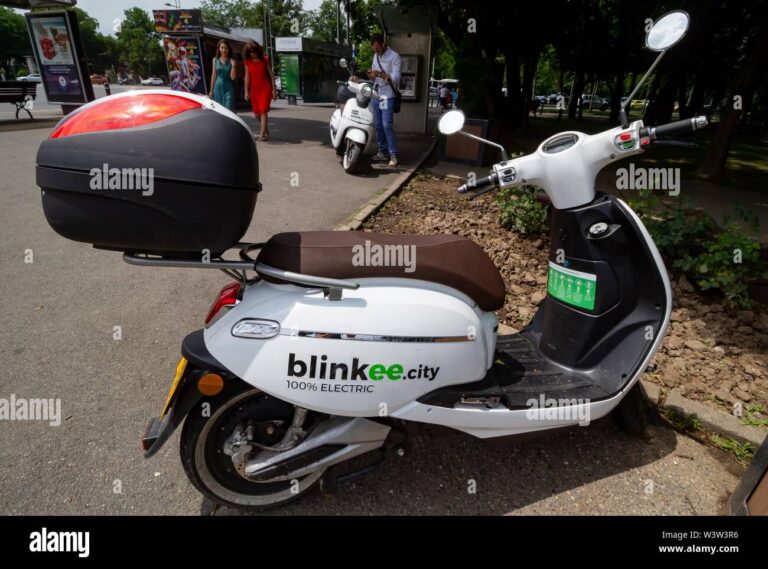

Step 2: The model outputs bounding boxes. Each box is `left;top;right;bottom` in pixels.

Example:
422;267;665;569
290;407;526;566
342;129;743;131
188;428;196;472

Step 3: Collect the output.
209;39;236;111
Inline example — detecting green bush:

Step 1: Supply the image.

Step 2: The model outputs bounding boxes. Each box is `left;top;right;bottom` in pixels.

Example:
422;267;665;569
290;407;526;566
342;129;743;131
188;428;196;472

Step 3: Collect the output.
675;220;764;307
628;191;714;260
497;185;548;235
16;69;29;78
628;192;766;308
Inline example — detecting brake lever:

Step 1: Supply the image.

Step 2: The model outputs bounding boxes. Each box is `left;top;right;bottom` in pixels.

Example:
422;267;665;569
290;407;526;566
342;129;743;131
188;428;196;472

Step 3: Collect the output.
468;186;497;200
652;140;695;148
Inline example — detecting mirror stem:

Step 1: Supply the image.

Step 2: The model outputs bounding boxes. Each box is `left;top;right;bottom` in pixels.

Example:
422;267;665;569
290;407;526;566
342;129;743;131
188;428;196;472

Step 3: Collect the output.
620;48;667;124
456;130;509;161
619;108;630;129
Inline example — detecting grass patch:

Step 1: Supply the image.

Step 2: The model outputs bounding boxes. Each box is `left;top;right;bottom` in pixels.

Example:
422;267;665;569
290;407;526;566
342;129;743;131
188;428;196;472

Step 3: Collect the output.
710;435;755;465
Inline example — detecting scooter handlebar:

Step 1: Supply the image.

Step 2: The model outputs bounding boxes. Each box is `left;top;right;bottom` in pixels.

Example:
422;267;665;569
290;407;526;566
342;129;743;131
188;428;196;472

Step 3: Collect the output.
458;172;499;195
640;116;707;141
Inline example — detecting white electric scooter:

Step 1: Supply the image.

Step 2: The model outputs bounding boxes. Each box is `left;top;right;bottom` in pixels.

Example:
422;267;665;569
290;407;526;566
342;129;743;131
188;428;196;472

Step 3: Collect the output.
38;13;703;510
329;58;377;174
134;11;706;509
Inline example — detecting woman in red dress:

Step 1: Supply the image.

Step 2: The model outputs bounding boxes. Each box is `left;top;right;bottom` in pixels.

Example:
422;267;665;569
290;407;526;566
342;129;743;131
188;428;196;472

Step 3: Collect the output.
243;41;277;141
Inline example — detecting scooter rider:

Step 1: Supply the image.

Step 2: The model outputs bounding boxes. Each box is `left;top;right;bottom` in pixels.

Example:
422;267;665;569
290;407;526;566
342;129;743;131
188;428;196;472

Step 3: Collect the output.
368;33;401;168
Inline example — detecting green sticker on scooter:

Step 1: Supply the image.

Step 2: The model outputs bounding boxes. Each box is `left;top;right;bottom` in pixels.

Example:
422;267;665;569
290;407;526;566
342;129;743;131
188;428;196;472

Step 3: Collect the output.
547;262;597;310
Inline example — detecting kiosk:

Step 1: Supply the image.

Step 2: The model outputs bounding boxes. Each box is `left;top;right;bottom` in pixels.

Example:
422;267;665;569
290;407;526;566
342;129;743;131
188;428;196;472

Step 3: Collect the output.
275;37;350;104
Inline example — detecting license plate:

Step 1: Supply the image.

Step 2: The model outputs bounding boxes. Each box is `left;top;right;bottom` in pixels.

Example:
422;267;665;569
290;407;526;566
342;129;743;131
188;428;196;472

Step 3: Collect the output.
161;357;188;416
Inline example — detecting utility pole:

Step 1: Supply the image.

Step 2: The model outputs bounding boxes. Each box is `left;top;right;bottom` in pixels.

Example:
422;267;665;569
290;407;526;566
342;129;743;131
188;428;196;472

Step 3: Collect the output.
263;0;273;63
345;1;350;46
336;1;340;44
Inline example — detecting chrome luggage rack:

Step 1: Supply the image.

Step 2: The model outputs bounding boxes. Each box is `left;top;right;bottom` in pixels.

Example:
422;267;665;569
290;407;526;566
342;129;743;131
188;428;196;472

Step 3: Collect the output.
123;242;359;300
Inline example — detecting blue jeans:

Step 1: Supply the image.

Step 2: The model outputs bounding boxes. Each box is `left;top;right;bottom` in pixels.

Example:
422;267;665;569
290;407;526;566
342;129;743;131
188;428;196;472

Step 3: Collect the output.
372;97;397;157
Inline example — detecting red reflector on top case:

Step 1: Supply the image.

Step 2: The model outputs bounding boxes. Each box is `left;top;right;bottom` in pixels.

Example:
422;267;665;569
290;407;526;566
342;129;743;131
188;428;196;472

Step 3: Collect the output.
49;94;202;139
620;132;632;141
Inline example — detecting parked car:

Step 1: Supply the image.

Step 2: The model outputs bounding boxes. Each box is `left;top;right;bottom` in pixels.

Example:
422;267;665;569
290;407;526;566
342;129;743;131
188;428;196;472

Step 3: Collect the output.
141;77;165;86
547;92;569;105
18;73;42;83
581;94;609;110
90;74;108;85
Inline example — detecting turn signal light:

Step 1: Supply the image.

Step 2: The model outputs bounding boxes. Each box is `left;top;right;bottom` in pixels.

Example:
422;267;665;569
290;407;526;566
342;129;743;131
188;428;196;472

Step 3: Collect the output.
198;373;224;396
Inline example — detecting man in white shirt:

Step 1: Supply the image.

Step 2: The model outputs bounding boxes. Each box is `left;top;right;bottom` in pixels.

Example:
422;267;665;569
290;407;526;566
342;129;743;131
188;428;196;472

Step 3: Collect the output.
439;85;450;111
367;33;401;168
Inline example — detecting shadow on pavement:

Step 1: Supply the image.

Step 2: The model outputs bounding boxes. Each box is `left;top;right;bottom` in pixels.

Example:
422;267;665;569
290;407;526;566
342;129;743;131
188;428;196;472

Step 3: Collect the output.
240;115;329;146
200;415;680;516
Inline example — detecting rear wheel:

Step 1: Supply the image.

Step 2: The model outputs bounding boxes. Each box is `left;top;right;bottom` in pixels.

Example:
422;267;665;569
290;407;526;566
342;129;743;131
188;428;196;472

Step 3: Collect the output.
180;382;324;510
342;139;363;174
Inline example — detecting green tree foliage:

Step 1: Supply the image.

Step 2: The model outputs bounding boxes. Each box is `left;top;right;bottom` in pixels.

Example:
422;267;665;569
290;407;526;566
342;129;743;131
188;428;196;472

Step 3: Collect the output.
116;8;164;78
200;0;263;28
70;7;119;74
0;7;29;74
201;0;307;37
307;0;347;44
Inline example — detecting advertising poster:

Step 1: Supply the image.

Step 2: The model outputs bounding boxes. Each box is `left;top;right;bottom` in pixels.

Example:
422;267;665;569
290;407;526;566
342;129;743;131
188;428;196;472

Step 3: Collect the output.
153;9;203;33
162;36;206;95
25;12;87;104
279;54;300;96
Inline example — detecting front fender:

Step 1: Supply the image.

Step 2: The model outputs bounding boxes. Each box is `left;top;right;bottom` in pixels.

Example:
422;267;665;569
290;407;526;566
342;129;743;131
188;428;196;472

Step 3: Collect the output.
344;128;368;146
141;330;236;457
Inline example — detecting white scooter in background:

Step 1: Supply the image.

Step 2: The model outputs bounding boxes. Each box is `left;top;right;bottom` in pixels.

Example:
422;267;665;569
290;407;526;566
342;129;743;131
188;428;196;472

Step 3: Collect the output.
329;58;377;174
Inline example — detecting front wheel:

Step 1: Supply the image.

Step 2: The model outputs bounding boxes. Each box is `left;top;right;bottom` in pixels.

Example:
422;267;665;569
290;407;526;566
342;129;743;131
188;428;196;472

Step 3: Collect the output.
342;139;363;174
180;382;324;510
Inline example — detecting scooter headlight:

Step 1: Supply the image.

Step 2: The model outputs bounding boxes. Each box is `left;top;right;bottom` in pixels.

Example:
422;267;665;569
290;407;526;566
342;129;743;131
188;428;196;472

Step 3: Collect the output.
360;84;373;98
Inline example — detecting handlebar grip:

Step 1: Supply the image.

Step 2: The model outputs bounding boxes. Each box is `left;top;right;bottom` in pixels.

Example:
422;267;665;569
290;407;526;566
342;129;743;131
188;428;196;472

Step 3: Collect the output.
458;173;499;194
641;116;707;140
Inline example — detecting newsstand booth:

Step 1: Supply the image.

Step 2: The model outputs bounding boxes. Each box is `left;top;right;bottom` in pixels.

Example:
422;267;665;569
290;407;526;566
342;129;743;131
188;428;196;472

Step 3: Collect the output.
154;8;255;107
36;91;260;257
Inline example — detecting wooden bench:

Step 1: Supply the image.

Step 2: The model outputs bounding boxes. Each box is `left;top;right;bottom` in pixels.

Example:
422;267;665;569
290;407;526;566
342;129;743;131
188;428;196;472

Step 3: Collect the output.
0;81;37;119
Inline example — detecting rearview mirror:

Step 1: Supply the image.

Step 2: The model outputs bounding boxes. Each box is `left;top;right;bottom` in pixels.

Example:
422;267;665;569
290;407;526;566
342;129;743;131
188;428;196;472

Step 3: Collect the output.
438;110;466;135
339;58;348;69
646;11;689;51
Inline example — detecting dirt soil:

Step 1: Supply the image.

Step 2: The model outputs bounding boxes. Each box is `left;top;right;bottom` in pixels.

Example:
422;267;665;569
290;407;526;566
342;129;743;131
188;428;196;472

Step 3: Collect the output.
364;173;768;423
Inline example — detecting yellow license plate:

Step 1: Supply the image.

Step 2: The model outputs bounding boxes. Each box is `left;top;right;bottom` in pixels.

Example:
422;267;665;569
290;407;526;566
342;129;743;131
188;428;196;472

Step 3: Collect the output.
161;357;188;416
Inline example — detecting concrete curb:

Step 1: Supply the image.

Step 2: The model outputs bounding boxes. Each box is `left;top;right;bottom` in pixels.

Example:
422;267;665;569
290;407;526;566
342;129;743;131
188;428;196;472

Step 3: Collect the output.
0;117;60;132
335;134;439;231
640;379;766;448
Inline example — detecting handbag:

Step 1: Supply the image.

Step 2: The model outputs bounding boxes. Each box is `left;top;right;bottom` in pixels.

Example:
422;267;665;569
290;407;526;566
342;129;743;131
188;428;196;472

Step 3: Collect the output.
376;53;401;113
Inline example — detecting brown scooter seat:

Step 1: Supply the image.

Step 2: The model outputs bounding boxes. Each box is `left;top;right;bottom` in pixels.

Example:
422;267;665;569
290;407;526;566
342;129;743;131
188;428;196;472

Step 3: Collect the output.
257;231;506;311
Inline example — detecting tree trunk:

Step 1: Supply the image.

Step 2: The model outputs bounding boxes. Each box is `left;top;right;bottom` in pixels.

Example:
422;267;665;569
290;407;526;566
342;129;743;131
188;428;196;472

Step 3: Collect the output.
505;49;522;127
568;71;584;120
521;52;539;129
609;71;624;123
697;21;768;181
